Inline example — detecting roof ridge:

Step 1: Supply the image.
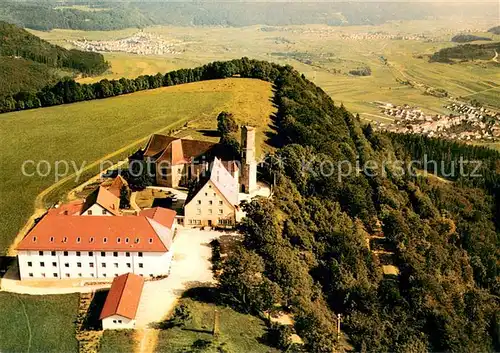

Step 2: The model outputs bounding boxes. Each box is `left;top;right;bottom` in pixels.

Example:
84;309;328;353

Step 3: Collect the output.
115;273;131;316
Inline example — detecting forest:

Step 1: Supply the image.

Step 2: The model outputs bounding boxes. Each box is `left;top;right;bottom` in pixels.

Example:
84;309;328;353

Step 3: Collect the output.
0;21;109;97
0;1;496;31
451;34;492;43
430;42;500;63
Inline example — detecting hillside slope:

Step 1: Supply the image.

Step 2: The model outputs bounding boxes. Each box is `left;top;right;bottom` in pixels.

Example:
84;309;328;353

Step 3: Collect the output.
0;21;109;97
430;41;500;63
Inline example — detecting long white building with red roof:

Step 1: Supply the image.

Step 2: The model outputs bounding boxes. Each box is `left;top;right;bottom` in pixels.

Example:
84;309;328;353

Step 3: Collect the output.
16;207;176;280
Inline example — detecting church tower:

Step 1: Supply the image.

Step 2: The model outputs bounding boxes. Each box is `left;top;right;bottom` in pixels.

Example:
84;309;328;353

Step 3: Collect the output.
240;126;257;194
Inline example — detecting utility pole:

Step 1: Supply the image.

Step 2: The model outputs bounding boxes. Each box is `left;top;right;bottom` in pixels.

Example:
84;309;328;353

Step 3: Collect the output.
337;313;341;341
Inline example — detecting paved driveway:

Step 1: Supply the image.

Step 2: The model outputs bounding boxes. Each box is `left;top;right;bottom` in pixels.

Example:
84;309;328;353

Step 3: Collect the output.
134;227;221;328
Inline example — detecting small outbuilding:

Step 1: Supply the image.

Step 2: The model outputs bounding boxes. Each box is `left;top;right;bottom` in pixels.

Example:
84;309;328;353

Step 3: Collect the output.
100;273;144;330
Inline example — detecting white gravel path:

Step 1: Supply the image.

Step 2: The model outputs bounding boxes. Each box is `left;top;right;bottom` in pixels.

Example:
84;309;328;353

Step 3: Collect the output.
134;227;221;328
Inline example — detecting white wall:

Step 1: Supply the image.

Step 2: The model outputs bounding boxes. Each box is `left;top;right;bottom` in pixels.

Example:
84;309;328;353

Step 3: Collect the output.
82;204;113;216
102;315;135;330
18;249;173;280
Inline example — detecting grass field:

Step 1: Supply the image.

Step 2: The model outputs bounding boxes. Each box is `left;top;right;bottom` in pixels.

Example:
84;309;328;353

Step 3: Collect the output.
99;330;136;353
155;298;279;353
0;292;79;353
0;78;274;255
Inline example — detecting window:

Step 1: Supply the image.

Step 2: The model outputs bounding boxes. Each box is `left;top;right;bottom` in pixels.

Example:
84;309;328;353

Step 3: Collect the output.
103;237;108;243
138;263;143;268
219;201;223;206
76;251;81;257
101;252;106;257
197;200;201;205
65;273;70;278
148;238;153;244
115;274;118;277
53;273;58;278
209;209;212;214
76;237;81;243
126;252;130;257
27;261;32;267
208;184;212;188
102;263;106;268
205;193;208;196
41;273;46;277
89;237;94;243
149;274;154;277
138;252;143;257
62;237;67;243
78;273;82;277
126;263;131;268
103;273;107;277
65;263;69;268
33;236;37;242
113;320;116;324
102;209;107;215
63;251;68;256
219;209;223;214
114;263;118;268
40;262;45;267
52;262;57;267
125;238;129;244
29;273;33;277
213;193;216;196
51;251;56;256
113;252;118;257
89;263;94;268
90;273;95;277
89;252;93;256
77;262;82;268
209;200;213;205
50;237;54;243
118;320;122;324
197;208;201;215
117;237;121;243
135;238;140;244
88;210;92;215
39;251;43;256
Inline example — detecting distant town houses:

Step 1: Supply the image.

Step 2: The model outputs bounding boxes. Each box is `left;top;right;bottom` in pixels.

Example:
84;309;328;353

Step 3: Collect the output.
71;32;183;55
373;101;500;142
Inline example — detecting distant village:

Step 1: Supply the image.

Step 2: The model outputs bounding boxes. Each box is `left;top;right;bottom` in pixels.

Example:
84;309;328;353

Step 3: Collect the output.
373;101;500;142
71;32;184;55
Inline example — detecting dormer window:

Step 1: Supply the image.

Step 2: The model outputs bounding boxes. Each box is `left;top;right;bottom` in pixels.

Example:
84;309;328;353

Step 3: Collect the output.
117;237;121;243
125;238;129;244
33;236;37;242
135;238;140;244
90;237;94;243
50;236;54;242
76;237;81;243
148;238;153;244
103;237;108;243
63;210;69;215
62;237;67;243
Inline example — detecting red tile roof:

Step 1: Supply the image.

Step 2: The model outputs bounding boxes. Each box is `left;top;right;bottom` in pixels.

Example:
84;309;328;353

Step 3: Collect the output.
47;200;85;216
16;215;173;252
100;273;144;320
139;207;177;229
144;135;177;158
107;176;128;198
84;187;120;216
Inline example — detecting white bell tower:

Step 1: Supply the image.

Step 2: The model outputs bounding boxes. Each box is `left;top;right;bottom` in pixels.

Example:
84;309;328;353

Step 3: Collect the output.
240;126;257;194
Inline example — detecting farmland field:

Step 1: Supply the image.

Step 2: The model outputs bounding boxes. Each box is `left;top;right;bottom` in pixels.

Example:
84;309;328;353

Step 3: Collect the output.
0;292;79;353
0;78;274;255
31;19;500;118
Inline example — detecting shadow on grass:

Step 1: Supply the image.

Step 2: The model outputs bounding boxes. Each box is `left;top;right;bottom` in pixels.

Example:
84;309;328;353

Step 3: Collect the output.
82;289;108;331
197;129;220;138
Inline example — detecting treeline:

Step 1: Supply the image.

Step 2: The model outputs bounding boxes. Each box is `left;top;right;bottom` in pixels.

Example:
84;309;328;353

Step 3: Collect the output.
0;21;109;75
0;1;497;31
0;58;283;113
451;34;492;43
430;41;500;63
488;26;500;35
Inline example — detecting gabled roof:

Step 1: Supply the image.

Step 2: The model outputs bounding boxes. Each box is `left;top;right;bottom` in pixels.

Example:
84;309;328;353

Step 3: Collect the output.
100;273;144;320
47;200;85;216
107;176;128;198
186;157;239;207
139;207;177;229
16;214;173;252
143;134;177;158
82;187;120;216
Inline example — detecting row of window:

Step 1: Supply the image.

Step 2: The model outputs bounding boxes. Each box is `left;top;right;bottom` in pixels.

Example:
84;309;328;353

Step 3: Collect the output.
27;261;144;269
27;272;154;278
34;251;144;257
32;235;153;245
196;208;224;215
197;200;223;206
